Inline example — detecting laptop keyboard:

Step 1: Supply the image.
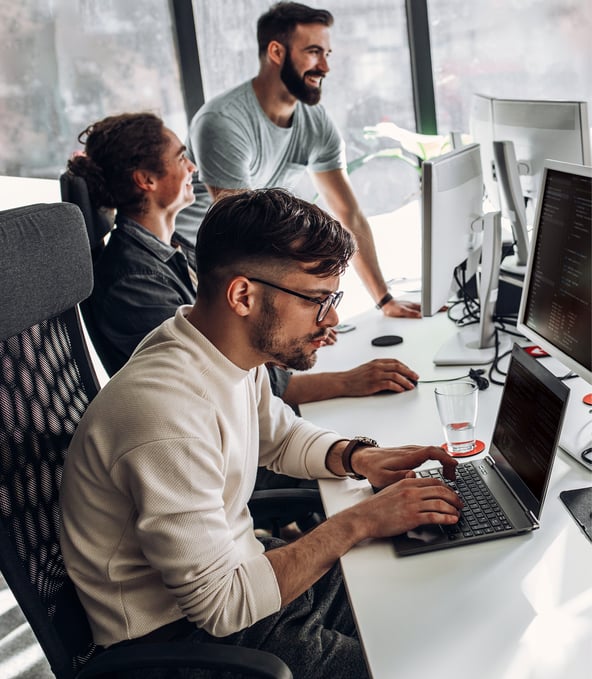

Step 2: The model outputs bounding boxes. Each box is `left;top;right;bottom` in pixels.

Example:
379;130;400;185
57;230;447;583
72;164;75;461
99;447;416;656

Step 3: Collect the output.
419;464;513;539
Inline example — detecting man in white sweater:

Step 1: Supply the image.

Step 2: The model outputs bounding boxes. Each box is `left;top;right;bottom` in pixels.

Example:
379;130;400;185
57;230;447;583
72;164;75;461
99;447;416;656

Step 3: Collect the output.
60;188;462;679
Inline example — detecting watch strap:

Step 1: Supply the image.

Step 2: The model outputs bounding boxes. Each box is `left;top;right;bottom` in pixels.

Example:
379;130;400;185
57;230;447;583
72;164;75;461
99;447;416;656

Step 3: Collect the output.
341;436;378;480
375;292;393;310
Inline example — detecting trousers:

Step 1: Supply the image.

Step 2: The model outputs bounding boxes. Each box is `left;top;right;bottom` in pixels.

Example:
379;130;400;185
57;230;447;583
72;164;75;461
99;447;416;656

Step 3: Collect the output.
110;538;369;679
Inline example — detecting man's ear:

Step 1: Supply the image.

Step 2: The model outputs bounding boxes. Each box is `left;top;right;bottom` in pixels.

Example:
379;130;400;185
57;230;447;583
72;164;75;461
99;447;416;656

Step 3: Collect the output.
267;40;286;67
132;169;156;193
227;277;254;317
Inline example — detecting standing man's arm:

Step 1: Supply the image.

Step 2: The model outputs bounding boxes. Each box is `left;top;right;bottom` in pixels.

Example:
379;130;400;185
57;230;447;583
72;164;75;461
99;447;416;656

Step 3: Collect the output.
312;167;422;319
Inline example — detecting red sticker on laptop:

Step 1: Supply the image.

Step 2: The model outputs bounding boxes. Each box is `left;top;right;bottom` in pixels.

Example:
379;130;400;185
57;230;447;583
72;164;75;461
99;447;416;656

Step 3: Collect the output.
523;345;549;358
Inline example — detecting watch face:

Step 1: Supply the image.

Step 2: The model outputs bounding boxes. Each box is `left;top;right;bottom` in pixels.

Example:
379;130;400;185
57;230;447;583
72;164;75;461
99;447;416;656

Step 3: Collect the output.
356;436;378;447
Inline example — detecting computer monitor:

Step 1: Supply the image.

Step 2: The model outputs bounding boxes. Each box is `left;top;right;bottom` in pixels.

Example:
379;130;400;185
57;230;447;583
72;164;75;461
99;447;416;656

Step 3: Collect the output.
421;143;509;365
470;95;591;270
517;159;592;466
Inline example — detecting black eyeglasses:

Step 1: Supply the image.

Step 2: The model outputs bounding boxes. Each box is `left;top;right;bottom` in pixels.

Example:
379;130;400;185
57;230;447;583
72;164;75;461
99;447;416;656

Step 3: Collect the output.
249;277;343;323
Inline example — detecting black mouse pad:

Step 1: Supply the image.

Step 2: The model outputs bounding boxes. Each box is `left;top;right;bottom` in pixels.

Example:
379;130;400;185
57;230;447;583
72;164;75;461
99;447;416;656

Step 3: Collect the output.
559;487;592;542
371;335;403;347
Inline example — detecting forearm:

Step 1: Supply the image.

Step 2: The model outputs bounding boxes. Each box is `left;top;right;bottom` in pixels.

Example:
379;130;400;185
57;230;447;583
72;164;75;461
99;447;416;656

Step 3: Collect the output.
347;211;389;304
346;216;422;318
265;442;464;605
281;371;350;405
313;169;389;304
264;503;369;606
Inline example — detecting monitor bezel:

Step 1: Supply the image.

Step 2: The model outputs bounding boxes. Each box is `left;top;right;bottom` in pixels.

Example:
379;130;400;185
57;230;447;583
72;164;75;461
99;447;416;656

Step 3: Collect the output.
421;142;485;318
516;159;592;383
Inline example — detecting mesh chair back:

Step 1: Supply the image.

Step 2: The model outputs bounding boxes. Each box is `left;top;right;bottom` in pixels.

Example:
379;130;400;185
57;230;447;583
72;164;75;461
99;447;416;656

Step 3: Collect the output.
0;203;101;679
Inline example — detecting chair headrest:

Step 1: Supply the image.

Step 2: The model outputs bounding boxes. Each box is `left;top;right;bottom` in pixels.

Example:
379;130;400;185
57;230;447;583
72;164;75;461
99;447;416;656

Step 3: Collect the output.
59;172;114;249
0;202;93;341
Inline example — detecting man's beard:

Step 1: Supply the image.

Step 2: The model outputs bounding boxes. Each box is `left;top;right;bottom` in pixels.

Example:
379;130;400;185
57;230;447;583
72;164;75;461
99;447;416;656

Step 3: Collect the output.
280;50;323;106
251;294;321;371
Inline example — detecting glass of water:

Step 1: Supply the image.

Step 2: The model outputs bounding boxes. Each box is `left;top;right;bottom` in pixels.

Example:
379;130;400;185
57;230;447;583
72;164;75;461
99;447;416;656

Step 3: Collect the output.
434;381;478;455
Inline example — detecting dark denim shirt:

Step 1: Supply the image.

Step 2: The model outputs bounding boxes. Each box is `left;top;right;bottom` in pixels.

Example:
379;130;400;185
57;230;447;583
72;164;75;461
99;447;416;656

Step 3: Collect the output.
88;215;196;376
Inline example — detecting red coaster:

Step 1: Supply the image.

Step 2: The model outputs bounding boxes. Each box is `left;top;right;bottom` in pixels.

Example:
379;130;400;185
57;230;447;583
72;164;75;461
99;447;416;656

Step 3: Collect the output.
441;439;486;458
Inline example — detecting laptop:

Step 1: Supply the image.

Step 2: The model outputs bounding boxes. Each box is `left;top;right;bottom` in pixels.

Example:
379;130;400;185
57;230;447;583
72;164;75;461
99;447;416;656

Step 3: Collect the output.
391;344;569;556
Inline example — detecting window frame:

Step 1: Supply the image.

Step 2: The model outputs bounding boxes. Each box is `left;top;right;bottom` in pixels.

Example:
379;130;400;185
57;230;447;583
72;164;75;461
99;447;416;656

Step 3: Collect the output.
171;0;438;134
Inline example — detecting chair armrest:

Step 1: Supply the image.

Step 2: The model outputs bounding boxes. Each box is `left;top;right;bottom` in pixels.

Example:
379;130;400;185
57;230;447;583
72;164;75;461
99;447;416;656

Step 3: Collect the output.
248;488;324;516
76;640;293;679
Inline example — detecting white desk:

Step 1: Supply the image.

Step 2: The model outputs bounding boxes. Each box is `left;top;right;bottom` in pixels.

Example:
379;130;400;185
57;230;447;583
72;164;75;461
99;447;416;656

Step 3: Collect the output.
0;175;61;210
301;309;592;679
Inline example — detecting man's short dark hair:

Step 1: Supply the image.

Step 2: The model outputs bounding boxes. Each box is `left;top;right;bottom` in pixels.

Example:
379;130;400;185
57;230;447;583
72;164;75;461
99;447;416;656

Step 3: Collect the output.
195;188;355;301
257;2;334;56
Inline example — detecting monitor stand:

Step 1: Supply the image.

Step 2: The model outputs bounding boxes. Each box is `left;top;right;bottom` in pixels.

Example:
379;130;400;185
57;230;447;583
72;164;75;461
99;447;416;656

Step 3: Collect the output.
493;140;530;268
499;253;527;278
434;211;512;366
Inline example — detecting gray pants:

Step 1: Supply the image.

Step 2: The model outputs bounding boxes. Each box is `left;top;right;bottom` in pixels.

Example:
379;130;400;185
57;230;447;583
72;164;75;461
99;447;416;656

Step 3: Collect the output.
215;545;368;678
114;538;369;679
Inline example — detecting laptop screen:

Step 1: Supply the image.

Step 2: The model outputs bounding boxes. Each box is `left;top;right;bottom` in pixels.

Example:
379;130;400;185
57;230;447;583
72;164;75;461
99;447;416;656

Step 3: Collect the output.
489;346;569;518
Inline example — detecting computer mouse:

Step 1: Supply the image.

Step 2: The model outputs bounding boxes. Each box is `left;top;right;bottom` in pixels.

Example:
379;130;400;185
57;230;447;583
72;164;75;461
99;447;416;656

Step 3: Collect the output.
371;335;403;347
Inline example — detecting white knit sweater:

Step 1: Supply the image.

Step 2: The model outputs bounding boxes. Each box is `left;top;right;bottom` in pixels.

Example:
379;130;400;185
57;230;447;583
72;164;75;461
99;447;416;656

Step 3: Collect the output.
59;306;342;646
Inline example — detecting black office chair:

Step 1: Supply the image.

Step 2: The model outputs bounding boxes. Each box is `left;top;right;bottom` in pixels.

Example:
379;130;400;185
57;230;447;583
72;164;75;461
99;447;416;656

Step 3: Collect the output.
58;170;119;375
0;202;292;679
59;171;114;261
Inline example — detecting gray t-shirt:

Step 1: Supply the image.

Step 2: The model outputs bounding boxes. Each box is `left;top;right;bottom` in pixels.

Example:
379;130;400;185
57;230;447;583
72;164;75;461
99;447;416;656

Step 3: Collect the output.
175;79;346;244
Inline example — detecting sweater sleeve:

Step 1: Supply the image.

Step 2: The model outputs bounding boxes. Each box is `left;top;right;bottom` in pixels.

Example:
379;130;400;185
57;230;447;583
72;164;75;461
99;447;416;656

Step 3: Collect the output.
255;366;344;479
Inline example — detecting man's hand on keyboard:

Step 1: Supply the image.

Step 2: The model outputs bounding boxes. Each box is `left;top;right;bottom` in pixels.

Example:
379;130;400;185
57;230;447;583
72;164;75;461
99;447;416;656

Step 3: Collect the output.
352;444;458;490
355;476;464;538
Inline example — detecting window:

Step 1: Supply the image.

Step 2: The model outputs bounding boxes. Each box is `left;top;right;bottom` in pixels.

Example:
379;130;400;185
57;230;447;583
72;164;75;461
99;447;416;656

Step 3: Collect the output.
193;0;419;216
428;0;592;134
0;1;186;178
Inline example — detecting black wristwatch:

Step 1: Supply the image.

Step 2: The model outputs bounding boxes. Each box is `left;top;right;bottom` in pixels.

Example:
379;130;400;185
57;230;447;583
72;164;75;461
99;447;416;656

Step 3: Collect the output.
341;436;378;480
375;292;393;310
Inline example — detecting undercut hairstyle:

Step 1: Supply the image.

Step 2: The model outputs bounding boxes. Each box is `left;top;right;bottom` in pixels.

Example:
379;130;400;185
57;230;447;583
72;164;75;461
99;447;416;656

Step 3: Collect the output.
257;2;334;56
67;112;168;215
195;188;355;301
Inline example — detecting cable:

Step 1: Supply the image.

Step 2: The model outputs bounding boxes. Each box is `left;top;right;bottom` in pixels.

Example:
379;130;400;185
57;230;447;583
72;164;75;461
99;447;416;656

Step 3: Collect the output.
418;368;489;391
558;371;580;382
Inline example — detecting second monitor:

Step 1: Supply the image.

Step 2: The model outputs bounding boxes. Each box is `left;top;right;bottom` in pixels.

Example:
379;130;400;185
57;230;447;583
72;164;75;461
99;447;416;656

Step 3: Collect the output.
470;95;591;272
421;142;510;365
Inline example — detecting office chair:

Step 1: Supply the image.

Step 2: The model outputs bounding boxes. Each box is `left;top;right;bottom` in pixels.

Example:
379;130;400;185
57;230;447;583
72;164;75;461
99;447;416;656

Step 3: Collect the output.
0;202;292;679
59;171;114;261
59;170;118;375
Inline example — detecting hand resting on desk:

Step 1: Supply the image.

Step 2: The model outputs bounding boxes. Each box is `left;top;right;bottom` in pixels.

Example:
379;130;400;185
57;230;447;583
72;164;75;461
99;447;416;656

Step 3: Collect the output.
282;358;419;405
382;297;422;319
323;328;419;393
336;358;419;395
